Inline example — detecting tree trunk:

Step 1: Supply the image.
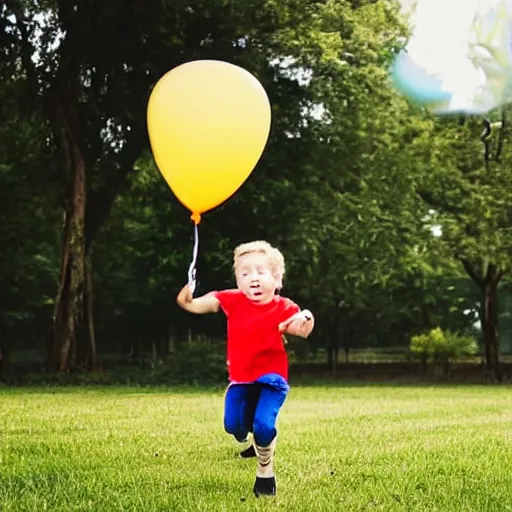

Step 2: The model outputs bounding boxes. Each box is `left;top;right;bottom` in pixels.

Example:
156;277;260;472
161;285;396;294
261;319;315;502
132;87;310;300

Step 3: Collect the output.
330;330;339;380
47;88;87;372
327;344;333;367
328;344;338;380
38;0;91;373
419;353;428;376
52;143;86;372
85;253;98;370
51;210;71;369
462;260;503;382
168;327;176;355
482;279;502;381
332;346;339;380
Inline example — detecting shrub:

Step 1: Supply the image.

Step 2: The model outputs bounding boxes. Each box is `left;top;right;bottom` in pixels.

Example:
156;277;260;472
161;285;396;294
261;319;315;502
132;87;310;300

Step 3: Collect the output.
150;341;228;386
410;327;478;375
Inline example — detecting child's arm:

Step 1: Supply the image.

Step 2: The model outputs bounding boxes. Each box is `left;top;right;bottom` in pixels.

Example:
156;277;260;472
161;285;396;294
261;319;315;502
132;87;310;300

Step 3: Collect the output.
176;284;220;314
278;310;315;338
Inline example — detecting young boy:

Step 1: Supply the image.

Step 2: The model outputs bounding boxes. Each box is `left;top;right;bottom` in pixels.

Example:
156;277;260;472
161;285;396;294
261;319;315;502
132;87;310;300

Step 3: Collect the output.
176;240;314;497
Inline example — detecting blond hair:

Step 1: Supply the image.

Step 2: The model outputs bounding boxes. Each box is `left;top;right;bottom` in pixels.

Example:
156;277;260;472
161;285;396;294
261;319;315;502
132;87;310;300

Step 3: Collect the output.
233;240;285;283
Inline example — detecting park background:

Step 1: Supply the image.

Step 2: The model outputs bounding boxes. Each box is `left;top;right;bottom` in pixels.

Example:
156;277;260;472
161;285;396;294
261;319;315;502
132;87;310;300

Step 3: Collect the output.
2;2;512;510
2;0;512;385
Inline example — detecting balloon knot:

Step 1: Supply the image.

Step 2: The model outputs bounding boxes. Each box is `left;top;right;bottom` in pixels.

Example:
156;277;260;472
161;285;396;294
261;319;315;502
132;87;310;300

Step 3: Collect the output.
191;212;201;225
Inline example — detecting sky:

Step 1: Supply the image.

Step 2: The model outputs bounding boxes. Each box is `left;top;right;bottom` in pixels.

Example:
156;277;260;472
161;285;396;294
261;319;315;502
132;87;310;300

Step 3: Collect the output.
397;0;512;113
402;0;484;109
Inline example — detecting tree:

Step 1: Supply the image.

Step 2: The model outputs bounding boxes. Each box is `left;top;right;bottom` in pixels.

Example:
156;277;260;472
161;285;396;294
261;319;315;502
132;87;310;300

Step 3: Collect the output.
262;0;430;364
0;8;60;373
415;111;512;381
3;0;495;381
4;0;340;371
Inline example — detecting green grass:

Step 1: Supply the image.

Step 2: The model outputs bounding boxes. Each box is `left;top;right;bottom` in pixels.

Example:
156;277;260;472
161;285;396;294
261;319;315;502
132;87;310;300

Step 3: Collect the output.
0;384;511;511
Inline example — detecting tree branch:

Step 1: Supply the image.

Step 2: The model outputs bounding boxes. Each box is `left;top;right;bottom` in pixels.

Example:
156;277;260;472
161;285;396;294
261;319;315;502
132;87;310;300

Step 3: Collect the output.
495;108;506;163
460;258;484;289
485;263;497;283
482;263;507;287
496;268;506;284
481;118;491;172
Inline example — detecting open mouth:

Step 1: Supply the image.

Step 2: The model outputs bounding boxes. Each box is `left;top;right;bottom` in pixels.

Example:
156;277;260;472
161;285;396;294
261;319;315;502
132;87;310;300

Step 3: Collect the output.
250;287;263;299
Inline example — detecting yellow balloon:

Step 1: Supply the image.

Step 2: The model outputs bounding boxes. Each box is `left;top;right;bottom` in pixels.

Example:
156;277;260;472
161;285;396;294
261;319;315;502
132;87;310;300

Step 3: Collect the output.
147;60;271;224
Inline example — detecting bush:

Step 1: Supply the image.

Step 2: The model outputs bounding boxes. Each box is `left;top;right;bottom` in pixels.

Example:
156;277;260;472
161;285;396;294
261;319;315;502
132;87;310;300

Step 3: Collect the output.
410;327;478;374
13;340;229;387
442;330;479;361
150;341;228;386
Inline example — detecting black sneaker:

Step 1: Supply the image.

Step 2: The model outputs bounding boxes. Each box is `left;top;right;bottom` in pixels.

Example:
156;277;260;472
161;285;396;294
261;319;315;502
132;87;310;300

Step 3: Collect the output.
253;476;276;497
239;444;256;458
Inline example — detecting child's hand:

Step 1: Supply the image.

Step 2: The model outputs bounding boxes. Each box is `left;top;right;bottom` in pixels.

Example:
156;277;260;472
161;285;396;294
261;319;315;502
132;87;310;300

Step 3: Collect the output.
278;310;314;338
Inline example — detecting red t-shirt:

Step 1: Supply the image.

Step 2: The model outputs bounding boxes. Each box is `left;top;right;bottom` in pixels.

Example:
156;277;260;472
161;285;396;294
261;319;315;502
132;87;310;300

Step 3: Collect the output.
211;289;301;383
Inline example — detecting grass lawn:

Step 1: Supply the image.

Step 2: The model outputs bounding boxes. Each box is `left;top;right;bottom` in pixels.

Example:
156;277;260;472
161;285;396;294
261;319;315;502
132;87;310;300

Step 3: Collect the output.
0;384;511;511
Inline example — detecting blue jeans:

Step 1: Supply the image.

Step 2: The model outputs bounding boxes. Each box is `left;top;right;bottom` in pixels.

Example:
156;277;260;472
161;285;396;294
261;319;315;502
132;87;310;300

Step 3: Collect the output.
224;381;288;447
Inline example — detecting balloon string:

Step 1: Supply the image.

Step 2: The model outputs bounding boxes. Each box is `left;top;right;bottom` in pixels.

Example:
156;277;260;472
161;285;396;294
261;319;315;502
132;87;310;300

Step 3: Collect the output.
188;222;199;295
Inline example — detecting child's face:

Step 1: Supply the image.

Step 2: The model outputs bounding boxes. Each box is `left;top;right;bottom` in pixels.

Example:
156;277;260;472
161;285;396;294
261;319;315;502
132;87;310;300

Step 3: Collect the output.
235;252;280;304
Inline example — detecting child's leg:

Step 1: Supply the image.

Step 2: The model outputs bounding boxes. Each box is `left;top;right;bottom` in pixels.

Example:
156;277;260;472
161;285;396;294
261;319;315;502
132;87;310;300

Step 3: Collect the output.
251;385;288;496
252;384;287;448
223;384;260;442
239;384;262;458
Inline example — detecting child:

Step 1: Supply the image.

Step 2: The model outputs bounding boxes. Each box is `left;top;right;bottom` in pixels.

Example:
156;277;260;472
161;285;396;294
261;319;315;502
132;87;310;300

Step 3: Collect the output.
176;240;314;497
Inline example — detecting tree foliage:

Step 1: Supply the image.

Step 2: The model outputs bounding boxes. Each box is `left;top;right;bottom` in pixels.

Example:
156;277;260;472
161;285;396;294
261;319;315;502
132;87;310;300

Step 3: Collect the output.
0;0;508;381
